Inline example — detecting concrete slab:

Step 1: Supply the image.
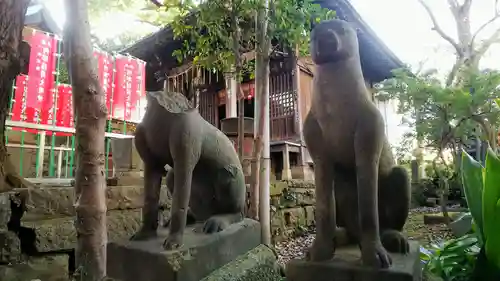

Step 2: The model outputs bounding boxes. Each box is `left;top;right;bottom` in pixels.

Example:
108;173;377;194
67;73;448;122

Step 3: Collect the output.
285;241;422;281
107;218;261;281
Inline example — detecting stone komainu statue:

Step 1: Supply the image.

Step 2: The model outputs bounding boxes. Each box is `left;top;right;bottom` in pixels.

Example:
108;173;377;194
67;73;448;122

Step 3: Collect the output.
303;19;411;268
131;90;246;249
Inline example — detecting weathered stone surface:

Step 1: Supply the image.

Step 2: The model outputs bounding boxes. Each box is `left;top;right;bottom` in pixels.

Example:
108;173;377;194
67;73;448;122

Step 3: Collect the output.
0;254;69;281
271;207;315;242
270;181;288;196
116;171;145;186
0;231;21;263
0;192;11;230
423;214;449;225
304;206;315;226
282;180;315;189
202;245;282;281
285;241;421;281
111;138;133;171
281;188;315;207
450;213;472;237
107;218;261;281
21;185;171;220
21;209;142;252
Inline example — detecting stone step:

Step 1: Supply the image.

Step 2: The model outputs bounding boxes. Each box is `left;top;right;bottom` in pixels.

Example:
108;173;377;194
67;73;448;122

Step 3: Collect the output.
21;209;143;253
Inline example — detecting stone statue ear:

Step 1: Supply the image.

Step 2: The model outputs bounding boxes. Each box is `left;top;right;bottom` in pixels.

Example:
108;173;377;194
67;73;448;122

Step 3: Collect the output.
327;29;342;52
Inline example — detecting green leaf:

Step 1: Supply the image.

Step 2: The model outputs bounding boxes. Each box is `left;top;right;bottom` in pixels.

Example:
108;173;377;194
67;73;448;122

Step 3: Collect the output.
483;147;500;270
461;150;485;242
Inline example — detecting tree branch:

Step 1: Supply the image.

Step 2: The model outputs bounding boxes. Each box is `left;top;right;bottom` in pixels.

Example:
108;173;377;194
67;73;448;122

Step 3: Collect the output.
447;0;459;10
418;0;463;56
150;0;163;7
475;28;500;56
470;1;500;49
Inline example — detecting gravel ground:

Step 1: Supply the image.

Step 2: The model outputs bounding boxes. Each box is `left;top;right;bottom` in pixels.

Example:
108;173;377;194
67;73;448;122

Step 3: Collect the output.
275;208;456;265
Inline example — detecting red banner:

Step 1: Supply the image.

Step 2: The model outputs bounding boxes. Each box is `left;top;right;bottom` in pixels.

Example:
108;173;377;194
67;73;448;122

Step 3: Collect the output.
25;30;57;128
40;37;58;127
8;29;147;136
131;60;146;122
94;50;114;117
55;84;73;136
113;56;140;120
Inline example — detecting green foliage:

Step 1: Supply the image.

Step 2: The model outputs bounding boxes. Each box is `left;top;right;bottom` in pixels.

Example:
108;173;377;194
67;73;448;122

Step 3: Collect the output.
87;0;143;22
164;0;333;73
93;30;146;52
420;234;480;281
376;69;500;154
460;148;500;277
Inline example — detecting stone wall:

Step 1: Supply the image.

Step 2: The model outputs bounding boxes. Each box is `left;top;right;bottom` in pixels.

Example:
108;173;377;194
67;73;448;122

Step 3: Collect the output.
270;180;316;242
0;179;317;280
0;183;172;281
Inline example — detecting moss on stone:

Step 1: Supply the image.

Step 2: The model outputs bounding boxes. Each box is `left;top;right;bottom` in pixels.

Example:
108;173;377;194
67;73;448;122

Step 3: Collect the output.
0;254;69;281
20;185;170;221
202;245;282;281
21;209;142;252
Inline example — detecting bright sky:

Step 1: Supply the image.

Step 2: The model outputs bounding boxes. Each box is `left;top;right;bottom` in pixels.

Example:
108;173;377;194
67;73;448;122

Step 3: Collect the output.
44;0;500;150
45;0;500;73
350;0;500;75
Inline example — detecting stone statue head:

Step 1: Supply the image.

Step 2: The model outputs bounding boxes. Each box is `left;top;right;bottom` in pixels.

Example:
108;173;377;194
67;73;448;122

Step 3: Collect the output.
310;19;359;65
145;90;194;114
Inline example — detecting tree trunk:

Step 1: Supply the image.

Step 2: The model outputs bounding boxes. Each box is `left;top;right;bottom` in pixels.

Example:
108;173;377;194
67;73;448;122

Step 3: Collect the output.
0;0;32;194
63;0;107;280
252;0;271;246
230;5;244;162
432;154;450;223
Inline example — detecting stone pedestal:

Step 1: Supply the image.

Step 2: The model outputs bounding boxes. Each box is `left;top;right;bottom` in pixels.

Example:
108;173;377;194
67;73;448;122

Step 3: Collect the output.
107;219;262;281
285;241;421;281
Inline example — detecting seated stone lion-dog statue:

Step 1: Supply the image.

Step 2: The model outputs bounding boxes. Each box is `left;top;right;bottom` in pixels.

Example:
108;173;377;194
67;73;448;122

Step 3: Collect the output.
131;90;246;250
304;19;411;268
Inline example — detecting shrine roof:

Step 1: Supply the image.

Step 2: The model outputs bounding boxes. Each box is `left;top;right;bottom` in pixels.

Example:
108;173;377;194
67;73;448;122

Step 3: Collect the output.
25;0;62;35
122;0;404;83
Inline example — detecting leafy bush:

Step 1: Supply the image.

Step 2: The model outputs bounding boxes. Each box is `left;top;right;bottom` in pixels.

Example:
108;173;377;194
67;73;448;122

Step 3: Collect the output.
420;234;480;281
412;175;465;207
461;148;500;274
419;148;500;281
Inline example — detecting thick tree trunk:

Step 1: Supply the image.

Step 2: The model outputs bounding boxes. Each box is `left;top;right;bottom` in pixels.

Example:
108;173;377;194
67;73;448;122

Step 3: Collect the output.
63;0;107;280
0;0;32;194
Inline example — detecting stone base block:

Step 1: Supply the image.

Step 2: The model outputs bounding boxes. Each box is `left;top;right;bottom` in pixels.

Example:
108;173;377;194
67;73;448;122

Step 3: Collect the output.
285;241;421;281
202;244;282;281
107;218;261;281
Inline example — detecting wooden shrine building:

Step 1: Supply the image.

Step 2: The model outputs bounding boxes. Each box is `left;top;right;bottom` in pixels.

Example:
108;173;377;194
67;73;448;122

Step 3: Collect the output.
121;0;404;181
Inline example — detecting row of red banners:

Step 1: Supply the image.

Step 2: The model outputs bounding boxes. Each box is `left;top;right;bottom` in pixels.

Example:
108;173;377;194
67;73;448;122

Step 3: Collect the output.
11;29;146;136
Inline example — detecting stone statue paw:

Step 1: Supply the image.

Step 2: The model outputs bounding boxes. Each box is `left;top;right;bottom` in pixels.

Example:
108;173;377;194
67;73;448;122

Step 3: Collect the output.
130;229;157;241
360;241;392;268
163;232;183;250
202;215;231;233
305;239;335;261
381;230;410;254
